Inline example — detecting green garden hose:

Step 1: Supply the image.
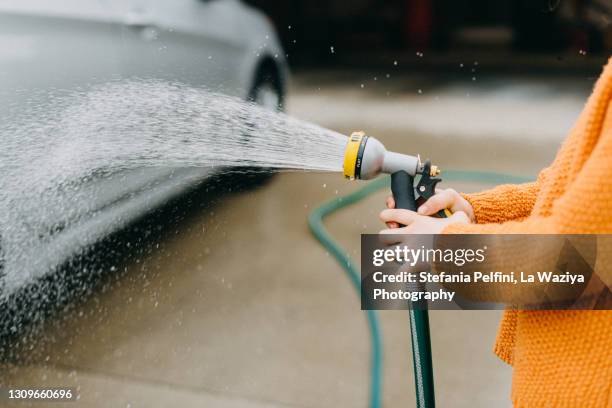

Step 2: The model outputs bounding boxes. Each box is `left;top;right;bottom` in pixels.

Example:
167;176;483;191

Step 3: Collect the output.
308;170;529;408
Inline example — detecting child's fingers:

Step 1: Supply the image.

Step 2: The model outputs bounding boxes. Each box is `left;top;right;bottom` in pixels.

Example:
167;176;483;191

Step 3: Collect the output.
385;196;395;209
385;196;399;227
379;208;419;226
417;189;456;215
449;210;470;223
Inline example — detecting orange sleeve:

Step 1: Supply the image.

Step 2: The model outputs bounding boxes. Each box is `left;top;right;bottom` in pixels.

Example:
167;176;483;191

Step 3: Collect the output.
462;182;538;224
461;167;549;224
444;127;612;234
439;137;612;302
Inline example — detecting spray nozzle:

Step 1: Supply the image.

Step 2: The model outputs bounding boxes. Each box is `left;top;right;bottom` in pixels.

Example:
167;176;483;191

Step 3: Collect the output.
343;131;438;180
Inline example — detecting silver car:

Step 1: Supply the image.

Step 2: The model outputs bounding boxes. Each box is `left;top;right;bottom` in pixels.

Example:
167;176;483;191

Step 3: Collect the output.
0;0;287;301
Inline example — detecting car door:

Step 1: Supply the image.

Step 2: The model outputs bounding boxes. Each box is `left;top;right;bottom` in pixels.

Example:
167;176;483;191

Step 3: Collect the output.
0;0;122;94
118;0;248;94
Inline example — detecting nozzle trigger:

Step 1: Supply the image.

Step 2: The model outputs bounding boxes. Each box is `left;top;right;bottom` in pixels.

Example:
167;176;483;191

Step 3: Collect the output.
415;160;449;218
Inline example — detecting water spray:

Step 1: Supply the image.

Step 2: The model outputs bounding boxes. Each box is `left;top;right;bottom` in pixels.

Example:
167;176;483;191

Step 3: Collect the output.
344;131;444;408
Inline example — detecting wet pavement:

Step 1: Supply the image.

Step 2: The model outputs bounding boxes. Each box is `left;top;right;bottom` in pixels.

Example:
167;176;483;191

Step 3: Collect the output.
0;69;593;407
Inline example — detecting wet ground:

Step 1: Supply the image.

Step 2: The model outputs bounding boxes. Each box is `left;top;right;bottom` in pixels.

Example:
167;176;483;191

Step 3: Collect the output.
0;69;593;407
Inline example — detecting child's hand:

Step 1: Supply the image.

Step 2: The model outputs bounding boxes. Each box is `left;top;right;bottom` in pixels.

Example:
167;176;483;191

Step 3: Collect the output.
379;208;470;235
383;188;475;229
379;188;474;235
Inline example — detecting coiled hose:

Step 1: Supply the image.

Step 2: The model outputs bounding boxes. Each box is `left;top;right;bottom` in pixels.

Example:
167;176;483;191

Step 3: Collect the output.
308;170;529;408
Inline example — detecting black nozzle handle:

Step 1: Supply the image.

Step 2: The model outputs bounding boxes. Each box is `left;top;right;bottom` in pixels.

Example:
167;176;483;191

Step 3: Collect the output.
391;171;417;222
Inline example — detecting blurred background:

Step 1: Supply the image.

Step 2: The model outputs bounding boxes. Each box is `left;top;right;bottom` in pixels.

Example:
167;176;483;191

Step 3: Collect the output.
0;1;610;407
253;0;611;68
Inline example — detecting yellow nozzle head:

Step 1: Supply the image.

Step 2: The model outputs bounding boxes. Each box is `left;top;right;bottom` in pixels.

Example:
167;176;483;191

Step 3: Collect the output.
343;131;367;179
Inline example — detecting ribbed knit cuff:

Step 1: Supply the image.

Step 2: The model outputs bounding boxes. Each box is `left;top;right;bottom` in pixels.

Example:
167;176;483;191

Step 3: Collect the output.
461;189;535;224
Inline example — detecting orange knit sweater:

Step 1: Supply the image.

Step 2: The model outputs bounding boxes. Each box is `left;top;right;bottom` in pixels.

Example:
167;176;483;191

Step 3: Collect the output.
443;59;612;407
